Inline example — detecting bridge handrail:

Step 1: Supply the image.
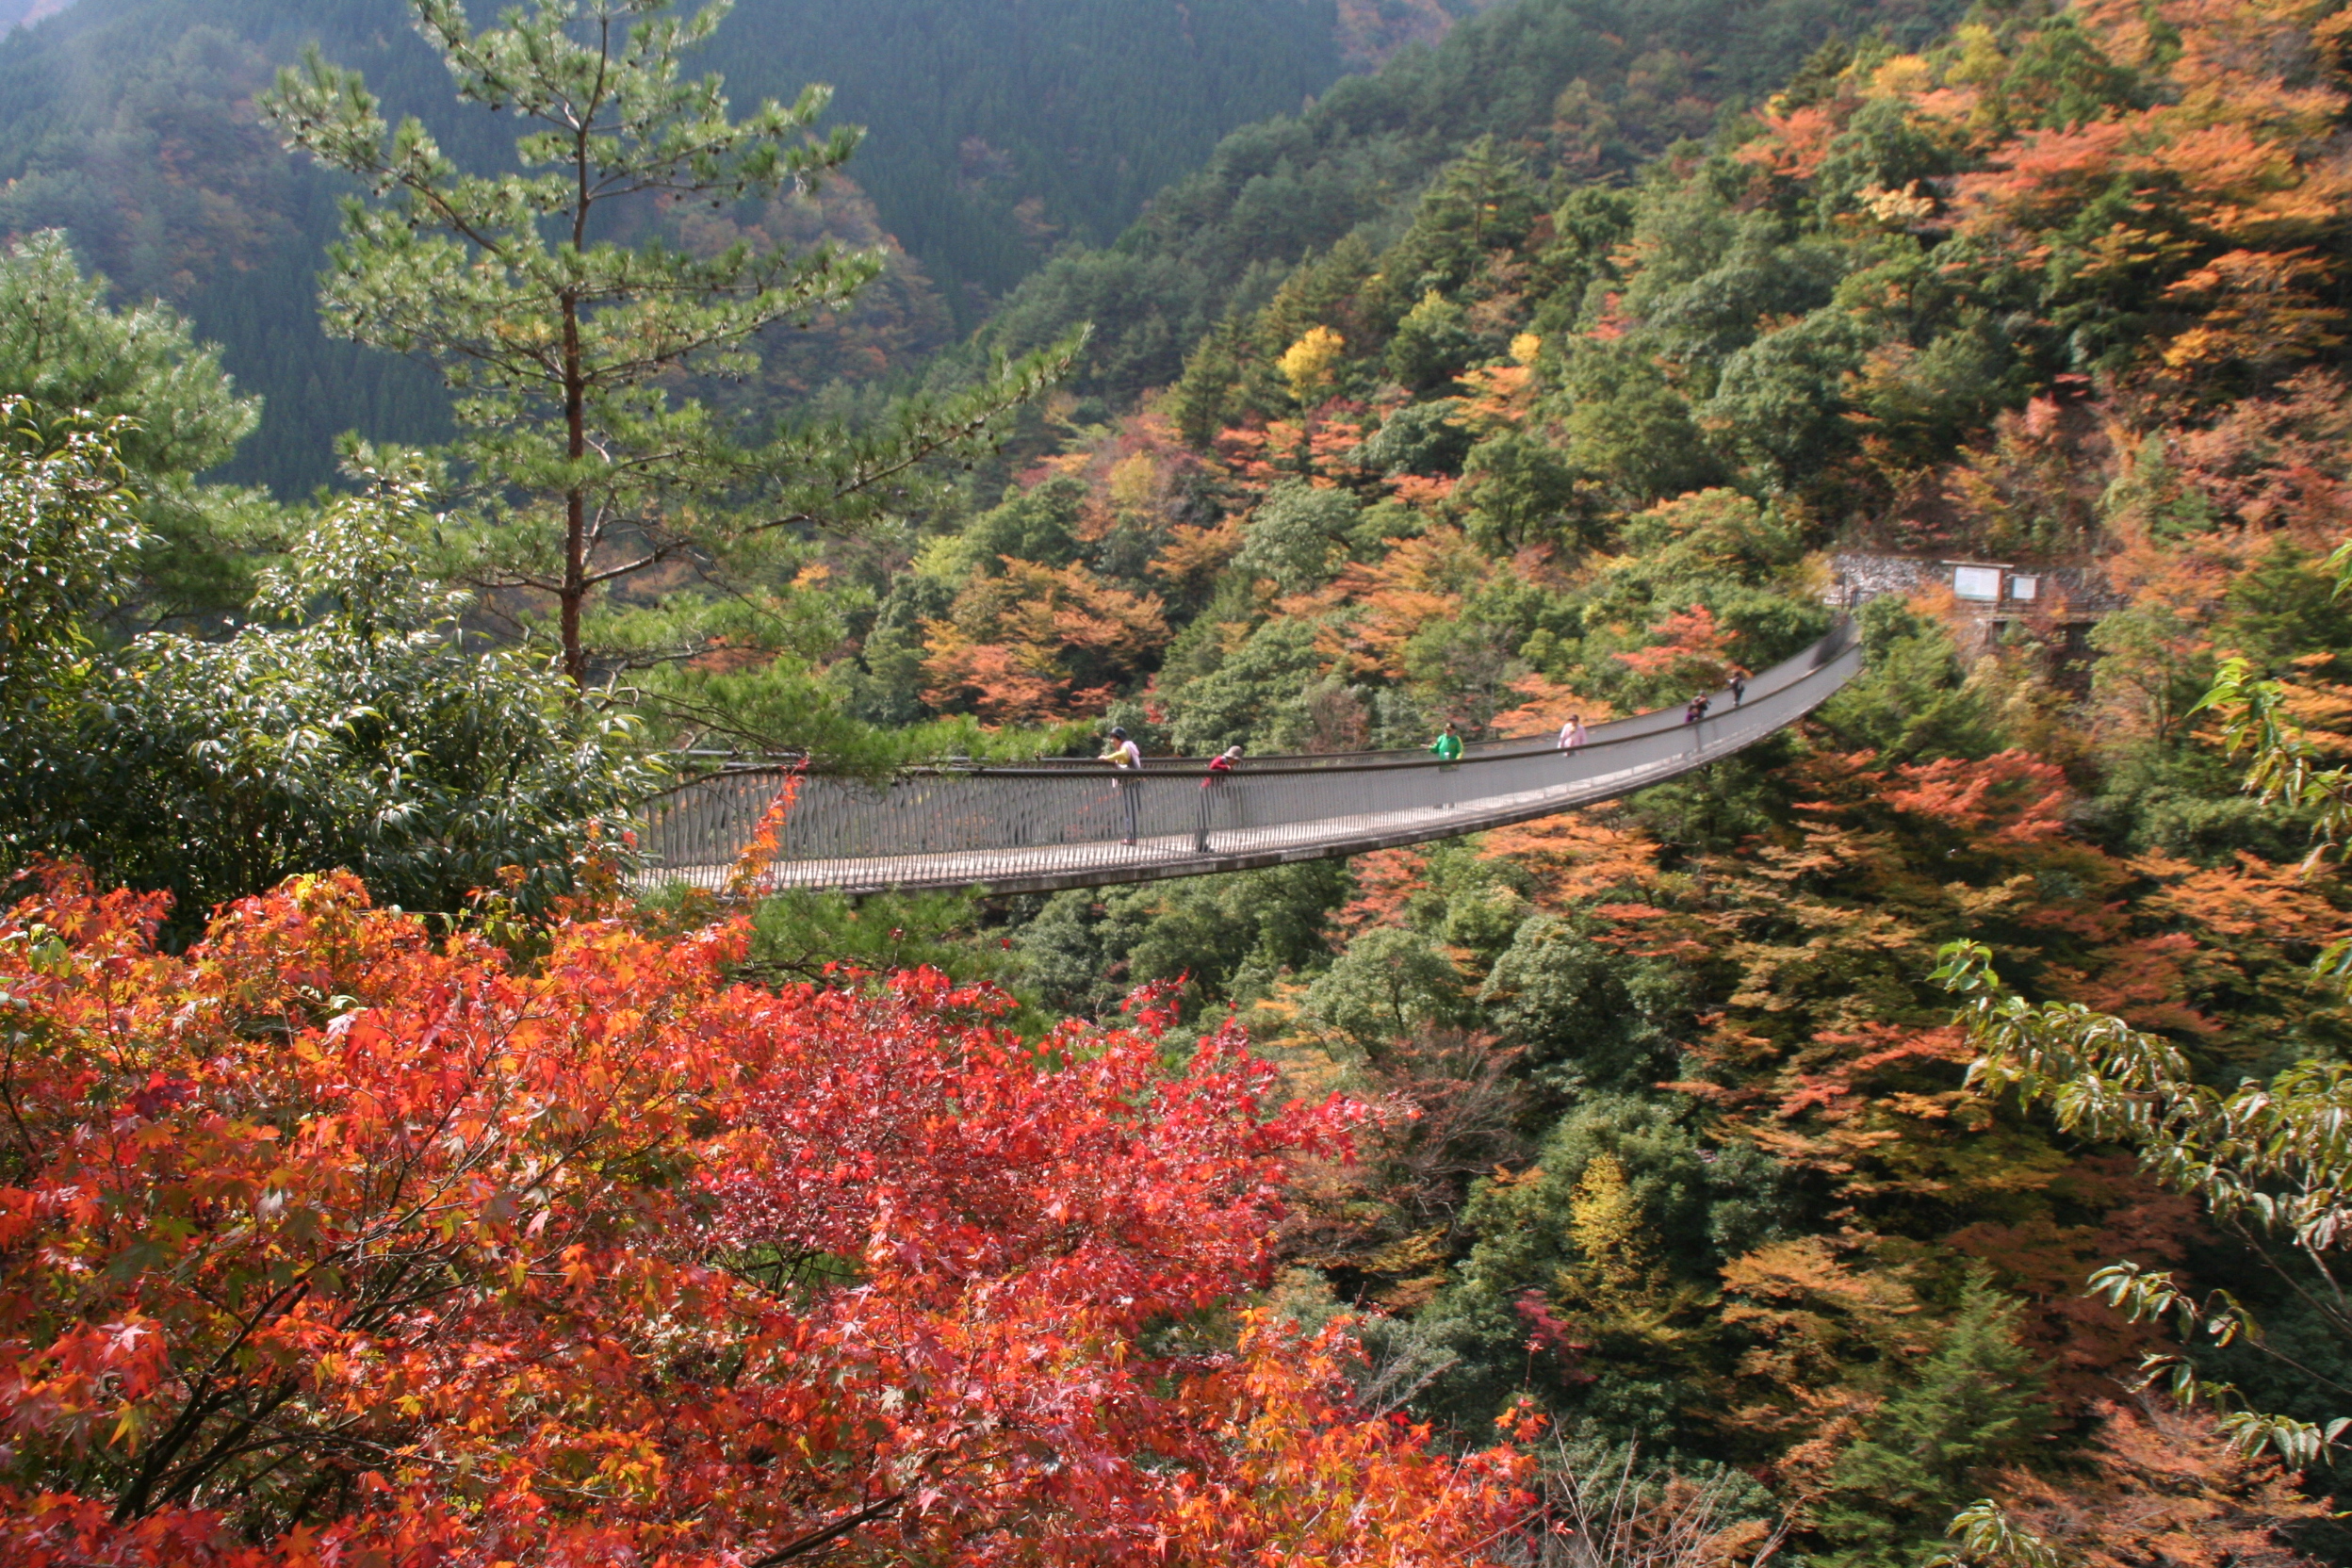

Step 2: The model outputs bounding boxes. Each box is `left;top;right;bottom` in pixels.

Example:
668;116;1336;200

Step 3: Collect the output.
636;620;1862;894
649;616;1858;792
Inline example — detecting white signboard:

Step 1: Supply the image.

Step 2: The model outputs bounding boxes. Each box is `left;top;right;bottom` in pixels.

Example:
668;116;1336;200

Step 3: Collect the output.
2008;575;2038;601
1952;565;2001;601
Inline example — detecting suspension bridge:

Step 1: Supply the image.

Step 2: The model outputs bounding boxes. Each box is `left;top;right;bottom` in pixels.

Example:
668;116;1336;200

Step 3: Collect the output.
637;620;1863;898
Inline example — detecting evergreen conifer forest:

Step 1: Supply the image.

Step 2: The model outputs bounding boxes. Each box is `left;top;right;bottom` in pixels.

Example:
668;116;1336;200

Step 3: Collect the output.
6;0;2352;1562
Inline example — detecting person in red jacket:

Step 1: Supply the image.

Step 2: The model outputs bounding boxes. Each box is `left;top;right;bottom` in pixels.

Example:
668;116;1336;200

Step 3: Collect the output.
1196;743;1243;852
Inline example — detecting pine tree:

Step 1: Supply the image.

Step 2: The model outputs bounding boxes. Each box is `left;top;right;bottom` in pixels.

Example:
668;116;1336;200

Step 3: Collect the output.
1816;1274;2050;1566
260;0;1077;686
0;232;265;624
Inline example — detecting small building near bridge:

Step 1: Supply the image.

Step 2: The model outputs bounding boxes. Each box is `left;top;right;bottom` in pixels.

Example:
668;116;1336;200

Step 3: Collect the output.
1827;551;2126;684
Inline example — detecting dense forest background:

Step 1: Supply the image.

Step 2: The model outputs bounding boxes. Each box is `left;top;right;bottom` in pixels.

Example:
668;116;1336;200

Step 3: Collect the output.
0;0;1459;493
8;0;2352;1561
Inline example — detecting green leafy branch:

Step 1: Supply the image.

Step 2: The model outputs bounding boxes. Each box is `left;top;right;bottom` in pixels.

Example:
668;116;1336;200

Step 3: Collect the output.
1937;939;2352;1463
1927;1499;2068;1568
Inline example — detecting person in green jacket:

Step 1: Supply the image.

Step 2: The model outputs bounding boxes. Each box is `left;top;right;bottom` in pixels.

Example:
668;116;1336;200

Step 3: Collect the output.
1430;721;1462;808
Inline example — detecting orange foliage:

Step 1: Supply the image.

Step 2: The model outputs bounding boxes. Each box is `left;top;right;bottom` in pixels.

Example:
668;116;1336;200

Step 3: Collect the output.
1389;472;1460;507
1715;1234;1920;1456
1880;749;2072;845
2160;247;2346;376
1149;518;1244;596
1331;847;1432;940
1612;603;1740;689
1474;811;1662;909
1313;526;1498;677
724;767;804;897
0;866;1540;1566
1992;1397;2330;1567
1158;1313;1536;1560
921;558;1168;724
1333;0;1454;68
1944;1156;2202;1402
1949;0;2352;385
1736;103;1847;184
1488;670;1619;736
1214;406;1373;489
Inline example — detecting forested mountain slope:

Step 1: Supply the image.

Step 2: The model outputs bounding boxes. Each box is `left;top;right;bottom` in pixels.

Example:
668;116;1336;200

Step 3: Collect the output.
979;0;1970;404
785;0;2352;1557
8;0;2352;1560
0;0;1368;494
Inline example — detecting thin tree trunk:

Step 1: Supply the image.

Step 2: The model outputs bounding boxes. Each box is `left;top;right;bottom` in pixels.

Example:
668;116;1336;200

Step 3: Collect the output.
562;290;587;689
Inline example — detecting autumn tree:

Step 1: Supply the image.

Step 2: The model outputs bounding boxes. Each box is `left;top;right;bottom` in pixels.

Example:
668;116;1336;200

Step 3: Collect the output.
262;0;1076;687
0;864;1540;1565
1930;538;2352;1495
1814;1274;2050;1566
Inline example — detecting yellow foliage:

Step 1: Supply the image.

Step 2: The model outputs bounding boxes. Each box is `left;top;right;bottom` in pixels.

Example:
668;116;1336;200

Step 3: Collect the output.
1278;325;1347;403
1569;1152;1657;1297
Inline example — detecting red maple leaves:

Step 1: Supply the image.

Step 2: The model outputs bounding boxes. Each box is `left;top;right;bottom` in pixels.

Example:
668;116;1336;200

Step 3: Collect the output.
0;864;1531;1565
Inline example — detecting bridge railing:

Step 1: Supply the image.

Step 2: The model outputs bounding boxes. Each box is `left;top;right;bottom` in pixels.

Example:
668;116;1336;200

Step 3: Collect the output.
639;619;1860;893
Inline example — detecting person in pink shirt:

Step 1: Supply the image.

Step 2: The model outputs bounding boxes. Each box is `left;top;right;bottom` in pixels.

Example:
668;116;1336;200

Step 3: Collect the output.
1558;714;1590;750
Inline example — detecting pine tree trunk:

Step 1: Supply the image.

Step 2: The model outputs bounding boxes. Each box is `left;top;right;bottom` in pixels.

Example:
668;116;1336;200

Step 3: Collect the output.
561;291;587;690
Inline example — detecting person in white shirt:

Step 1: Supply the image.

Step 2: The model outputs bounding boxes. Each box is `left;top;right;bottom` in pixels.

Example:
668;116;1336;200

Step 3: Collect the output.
1558;714;1590;750
1101;726;1144;843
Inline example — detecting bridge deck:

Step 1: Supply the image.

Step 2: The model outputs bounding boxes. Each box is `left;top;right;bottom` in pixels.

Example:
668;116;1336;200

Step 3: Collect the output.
640;626;1861;897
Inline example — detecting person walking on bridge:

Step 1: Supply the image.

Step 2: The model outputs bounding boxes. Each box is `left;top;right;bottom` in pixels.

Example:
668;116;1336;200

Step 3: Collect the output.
1102;726;1144;844
1558;713;1589;750
1430;721;1462;808
1195;743;1242;852
1683;693;1710;755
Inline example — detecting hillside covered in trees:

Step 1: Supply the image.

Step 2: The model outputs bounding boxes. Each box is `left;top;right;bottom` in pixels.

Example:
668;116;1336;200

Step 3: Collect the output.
8;0;2352;1562
0;0;1407;494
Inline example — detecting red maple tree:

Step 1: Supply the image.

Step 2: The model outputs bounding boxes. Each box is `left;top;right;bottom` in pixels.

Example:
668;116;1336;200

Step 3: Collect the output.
0;865;1532;1565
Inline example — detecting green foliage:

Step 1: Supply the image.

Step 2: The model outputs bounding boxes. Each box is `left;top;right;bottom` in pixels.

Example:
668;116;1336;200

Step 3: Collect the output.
1357;398;1472;477
0;399;139;828
1385;289;1478;391
1821;596;2002;764
11;463;660;928
260;0;1078;700
1015;859;1345;1020
1164;617;1329;756
0;0;1351;496
1702;306;1875;487
738;887;1021;988
1929;1500;2068;1568
1460;433;1580;553
710;0;1353;317
0;400;136;689
1943;937;2352;1467
1302;924;1469;1057
1396;1092;1792;1438
1235;478;1360;595
1560;339;1723;505
1478;914;1679;1096
981;0;1967;404
0;231;266;622
956;474;1090;574
1816;1275;2050;1567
